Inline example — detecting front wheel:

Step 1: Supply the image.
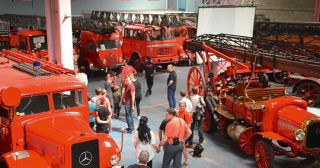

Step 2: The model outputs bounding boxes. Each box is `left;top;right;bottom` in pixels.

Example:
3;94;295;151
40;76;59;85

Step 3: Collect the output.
254;138;275;168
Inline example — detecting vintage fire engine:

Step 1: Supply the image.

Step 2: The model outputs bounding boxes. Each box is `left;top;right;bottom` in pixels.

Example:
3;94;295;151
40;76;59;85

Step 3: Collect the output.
72;17;125;74
78;30;124;74
122;24;178;70
184;34;320;168
90;10;197;68
0;50;122;168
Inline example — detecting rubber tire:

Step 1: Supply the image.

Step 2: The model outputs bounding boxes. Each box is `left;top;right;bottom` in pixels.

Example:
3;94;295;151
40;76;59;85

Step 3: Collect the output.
258;73;269;88
254;138;275;168
205;95;218;132
130;54;142;72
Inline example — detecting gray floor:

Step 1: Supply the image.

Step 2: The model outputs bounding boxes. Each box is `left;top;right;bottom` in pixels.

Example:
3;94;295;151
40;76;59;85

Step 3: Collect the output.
87;65;320;168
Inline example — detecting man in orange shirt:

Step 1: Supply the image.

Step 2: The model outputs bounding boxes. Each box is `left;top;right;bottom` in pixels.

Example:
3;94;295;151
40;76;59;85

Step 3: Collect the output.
121;62;137;84
177;101;192;166
159;108;192;168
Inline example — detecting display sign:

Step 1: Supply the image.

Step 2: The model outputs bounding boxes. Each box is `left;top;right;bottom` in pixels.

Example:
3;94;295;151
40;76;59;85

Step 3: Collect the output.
197;6;256;37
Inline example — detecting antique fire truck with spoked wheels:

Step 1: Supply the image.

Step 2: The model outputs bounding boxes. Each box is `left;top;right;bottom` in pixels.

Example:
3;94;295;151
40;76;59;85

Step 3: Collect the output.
184;34;320;168
0;50;123;168
254;21;320;107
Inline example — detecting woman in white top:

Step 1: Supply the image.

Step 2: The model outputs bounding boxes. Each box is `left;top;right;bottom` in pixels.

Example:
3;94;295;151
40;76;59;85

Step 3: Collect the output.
133;116;159;168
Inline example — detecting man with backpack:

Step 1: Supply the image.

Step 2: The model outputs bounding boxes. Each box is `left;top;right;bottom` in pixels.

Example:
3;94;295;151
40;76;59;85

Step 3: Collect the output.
187;86;206;145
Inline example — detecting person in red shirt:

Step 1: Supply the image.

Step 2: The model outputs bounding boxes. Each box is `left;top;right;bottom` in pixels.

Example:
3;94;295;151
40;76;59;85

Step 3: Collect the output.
121;62;137;84
120;75;135;133
177;101;192;166
159;108;191;168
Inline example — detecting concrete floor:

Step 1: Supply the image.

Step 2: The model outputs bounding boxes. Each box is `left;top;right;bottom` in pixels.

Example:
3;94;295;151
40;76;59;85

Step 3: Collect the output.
87;65;320;168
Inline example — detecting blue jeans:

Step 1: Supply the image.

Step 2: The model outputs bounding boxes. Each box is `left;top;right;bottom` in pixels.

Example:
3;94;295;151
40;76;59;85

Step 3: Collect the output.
167;88;176;108
124;104;134;131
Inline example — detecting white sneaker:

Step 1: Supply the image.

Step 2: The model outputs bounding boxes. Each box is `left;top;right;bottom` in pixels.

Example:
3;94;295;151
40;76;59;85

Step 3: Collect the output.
137;116;141;120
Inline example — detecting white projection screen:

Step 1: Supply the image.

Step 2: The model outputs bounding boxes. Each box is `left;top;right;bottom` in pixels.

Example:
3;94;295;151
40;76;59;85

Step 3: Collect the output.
197;6;256;37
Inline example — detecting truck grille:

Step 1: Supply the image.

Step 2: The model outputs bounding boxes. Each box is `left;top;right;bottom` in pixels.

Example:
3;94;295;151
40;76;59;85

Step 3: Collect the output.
72;139;99;168
158;48;171;55
305;121;320;149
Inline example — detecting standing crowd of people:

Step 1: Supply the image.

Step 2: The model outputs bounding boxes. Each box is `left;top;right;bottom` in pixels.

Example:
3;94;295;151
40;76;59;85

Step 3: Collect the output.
75;58;213;168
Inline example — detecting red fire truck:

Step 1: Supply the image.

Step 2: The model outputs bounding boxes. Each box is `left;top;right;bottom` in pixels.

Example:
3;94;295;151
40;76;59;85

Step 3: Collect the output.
78;30;124;74
122;24;178;70
184;34;320;168
0;50;122;168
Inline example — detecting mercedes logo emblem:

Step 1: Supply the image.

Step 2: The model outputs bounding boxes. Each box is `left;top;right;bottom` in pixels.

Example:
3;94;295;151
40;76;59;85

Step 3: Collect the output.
79;151;93;166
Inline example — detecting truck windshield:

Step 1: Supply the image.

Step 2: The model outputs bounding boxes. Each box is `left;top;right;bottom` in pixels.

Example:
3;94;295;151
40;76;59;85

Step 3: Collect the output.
29;36;48;51
16;94;49;116
97;40;120;50
53;90;84;110
146;29;173;41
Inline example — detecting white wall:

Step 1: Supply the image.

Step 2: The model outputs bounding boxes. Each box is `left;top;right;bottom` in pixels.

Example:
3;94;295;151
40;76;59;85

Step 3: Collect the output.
0;0;167;16
168;0;178;10
186;0;202;12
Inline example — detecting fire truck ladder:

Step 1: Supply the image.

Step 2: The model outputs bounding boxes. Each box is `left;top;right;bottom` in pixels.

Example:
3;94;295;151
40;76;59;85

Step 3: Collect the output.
90;10;197;27
0;14;117;35
2;50;75;76
72;17;116;34
0;21;10;36
0;14;45;29
183;34;320;78
254;21;320;37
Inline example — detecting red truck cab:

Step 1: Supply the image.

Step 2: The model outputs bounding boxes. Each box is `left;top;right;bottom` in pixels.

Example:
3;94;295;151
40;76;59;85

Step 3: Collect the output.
0;50;122;168
122;24;178;70
78;31;124;74
17;28;48;60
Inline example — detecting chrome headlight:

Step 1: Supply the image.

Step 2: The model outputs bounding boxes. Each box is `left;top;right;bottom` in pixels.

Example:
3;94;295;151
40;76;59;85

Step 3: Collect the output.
295;129;305;141
110;154;120;165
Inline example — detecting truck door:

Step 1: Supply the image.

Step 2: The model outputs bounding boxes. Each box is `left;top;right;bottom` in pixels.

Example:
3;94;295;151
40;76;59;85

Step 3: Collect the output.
133;29;146;61
122;28;134;60
80;39;97;65
0;107;12;153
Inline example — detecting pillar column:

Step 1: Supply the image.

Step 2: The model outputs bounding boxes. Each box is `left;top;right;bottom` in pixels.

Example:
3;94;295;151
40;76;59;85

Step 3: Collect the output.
45;0;74;70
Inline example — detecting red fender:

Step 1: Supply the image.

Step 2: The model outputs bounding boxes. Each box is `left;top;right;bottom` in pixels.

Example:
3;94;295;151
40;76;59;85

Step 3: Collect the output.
261;96;307;131
1;150;50;168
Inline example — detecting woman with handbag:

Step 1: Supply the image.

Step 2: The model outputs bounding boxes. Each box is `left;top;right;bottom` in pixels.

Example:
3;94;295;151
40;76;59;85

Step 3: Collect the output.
188;86;206;145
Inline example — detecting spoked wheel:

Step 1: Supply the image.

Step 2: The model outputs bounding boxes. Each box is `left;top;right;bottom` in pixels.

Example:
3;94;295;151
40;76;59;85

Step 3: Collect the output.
254;138;275;168
294;81;320;107
239;128;254;155
187;67;204;96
